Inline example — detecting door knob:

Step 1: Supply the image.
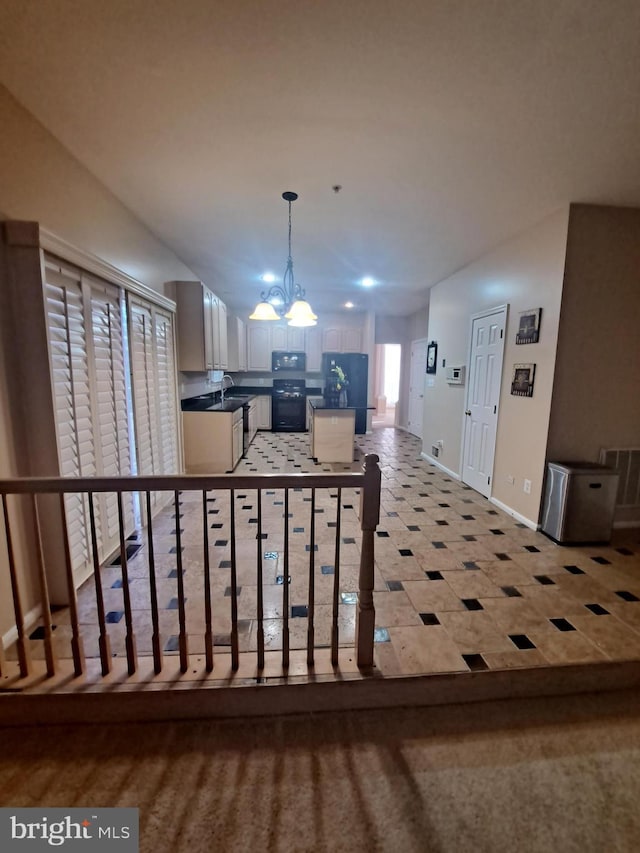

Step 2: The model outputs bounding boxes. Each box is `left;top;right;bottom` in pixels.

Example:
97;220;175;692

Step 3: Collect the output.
465;410;471;416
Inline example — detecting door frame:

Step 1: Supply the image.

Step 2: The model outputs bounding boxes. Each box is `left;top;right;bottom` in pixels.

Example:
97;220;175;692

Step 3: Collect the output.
407;338;428;439
459;304;509;497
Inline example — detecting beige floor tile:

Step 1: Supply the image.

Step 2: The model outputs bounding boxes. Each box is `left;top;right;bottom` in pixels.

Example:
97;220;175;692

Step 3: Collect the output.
441;570;505;599
437;611;515;654
479;596;557;633
570;614;640;660
388;625;468;674
372;591;424;628
402;579;466;613
528;629;608;664
482;648;548;669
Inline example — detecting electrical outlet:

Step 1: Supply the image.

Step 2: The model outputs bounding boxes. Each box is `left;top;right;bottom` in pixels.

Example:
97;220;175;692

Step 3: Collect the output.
523;479;532;494
507;475;515;485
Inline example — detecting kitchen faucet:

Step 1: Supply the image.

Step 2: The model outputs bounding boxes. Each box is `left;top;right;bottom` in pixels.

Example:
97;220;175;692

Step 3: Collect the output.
220;374;234;405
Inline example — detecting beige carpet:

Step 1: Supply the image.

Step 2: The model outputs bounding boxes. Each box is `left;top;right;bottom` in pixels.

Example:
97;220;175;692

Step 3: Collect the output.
1;690;640;852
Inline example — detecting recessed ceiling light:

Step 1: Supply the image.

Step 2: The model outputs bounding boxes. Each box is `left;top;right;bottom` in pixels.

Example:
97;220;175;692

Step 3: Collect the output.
361;276;375;287
261;272;276;283
344;301;354;309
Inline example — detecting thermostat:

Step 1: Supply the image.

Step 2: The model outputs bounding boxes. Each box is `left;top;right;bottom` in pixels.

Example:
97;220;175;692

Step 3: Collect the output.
446;366;465;385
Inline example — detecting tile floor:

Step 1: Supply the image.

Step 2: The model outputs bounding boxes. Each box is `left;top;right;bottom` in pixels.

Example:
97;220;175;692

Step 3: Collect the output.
20;426;640;680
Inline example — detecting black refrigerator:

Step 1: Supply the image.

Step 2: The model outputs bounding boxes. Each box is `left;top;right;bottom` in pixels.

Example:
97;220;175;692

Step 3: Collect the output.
322;352;369;434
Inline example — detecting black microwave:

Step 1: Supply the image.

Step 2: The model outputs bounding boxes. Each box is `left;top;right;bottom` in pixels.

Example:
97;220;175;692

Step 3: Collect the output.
272;351;306;372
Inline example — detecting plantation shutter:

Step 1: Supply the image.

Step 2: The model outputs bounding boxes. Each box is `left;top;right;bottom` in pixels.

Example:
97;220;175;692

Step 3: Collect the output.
44;258;98;576
154;307;179;475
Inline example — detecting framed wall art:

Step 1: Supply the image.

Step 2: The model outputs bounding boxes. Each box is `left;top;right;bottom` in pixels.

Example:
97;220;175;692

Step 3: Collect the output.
426;341;438;374
515;308;542;344
511;363;536;397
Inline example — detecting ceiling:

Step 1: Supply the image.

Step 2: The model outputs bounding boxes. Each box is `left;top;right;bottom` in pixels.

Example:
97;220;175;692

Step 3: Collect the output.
1;0;640;319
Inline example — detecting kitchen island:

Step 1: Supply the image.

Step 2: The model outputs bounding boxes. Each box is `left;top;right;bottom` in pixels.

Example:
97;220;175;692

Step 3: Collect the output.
308;399;371;463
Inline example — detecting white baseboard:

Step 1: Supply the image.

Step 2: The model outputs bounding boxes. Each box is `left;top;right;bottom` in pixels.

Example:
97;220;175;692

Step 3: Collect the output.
490;496;539;531
420;452;461;481
2;603;43;648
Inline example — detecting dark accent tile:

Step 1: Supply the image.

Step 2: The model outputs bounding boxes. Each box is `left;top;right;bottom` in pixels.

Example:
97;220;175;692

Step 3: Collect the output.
438;503;450;508
110;543;142;565
534;575;555;585
490;529;504;535
305;544;318;552
509;634;536;650
495;553;512;561
616;590;640;602
399;549;413;557
167;569;185;579
564;565;585;575
550;617;576;632
169;546;184;554
463;535;477;542
407;525;421;532
420;612;440;625
210;523;223;529
111;579;123;589
321;565;334;575
462;515;475;521
585;603;609;615
105;611;124;624
524;545;540;553
342;537;356;544
463;561;479;570
293;527;304;533
214;539;228;546
426;570;443;580
413;507;425;513
327;522;337;528
164;635;179;652
224;586;242;597
487;510;499;516
591;556;611;565
291;605;308;618
344;504;354;509
432;542;447;549
617;547;634;556
29;624;57;640
208;509;219;515
377;531;390;538
387;512;399;518
462;653;489;671
436;520;449;526
166;597;185;610
219;560;231;568
501;586;522;598
242;505;252;510
386;580;404;591
462;598;483;611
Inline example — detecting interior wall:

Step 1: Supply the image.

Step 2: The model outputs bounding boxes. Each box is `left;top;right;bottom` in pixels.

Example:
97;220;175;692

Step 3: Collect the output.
547;204;640;523
423;209;569;525
0;85;196;294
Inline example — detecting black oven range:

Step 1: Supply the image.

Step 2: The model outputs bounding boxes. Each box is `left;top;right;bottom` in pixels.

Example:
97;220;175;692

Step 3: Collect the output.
272;379;306;432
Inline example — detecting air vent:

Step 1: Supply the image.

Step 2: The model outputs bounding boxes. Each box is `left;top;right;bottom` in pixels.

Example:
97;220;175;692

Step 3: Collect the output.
431;445;440;458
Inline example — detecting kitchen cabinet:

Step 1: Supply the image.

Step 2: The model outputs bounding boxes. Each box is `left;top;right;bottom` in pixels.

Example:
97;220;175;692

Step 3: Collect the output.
256;394;272;429
247;397;258;444
309;405;356;463
305;326;322;371
183;407;243;473
271;323;305;352
247;324;271;371
306;395;324;430
321;326;363;354
227;315;247;371
175;281;228;371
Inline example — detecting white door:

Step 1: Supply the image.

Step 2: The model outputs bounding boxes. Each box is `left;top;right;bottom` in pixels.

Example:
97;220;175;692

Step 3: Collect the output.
462;306;507;497
407;339;427;439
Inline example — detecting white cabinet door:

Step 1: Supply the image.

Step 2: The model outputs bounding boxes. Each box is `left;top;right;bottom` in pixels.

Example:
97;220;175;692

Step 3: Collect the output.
248;324;271;371
287;327;305;351
342;327;362;352
256;395;272;429
232;415;243;466
217;298;228;369
305;327;322;371
175;281;214;371
322;327;342;353
271;324;288;351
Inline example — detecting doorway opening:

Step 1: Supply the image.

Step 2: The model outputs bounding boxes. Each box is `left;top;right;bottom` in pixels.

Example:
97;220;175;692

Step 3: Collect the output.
373;343;401;428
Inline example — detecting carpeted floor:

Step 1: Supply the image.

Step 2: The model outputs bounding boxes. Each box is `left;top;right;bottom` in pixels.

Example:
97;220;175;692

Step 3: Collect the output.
1;689;640;852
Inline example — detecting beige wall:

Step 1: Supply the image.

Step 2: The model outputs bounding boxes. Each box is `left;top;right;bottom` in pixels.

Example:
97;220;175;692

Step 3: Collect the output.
0;85;196;294
547;204;640;524
423;209;569;525
0;86;200;637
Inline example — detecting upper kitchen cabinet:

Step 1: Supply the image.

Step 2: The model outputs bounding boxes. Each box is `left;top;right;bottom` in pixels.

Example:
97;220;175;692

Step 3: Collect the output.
175;281;214;371
227;314;247;371
175;281;228;372
321;326;363;354
305;326;322;371
247;323;271;371
271;323;305;351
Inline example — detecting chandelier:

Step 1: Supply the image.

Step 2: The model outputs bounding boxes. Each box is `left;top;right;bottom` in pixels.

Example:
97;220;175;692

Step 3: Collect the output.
250;191;317;327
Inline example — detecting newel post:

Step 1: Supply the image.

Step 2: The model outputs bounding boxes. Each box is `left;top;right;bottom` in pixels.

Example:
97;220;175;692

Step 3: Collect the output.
356;453;381;669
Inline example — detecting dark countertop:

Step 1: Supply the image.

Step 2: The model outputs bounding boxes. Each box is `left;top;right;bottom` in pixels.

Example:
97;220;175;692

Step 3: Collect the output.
181;386;324;413
309;400;375;412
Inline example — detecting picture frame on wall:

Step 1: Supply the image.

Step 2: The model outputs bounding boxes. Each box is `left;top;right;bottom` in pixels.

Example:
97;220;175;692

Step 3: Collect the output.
426;341;438;374
515;308;542;344
511;363;536;397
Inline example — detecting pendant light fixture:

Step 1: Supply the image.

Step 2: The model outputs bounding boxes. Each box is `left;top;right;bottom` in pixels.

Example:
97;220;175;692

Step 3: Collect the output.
250;191;317;326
